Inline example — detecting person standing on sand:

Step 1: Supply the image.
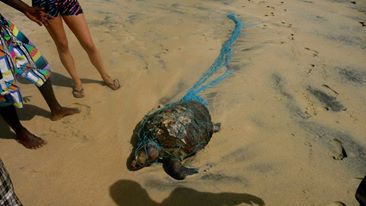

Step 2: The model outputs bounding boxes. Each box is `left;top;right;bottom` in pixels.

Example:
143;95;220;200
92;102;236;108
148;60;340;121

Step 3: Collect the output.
31;0;121;98
0;159;22;206
0;0;79;149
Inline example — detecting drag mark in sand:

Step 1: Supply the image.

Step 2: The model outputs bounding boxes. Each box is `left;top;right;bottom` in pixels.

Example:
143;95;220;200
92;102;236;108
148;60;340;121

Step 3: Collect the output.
200;173;248;186
271;73;311;120
307;87;346;112
159;81;188;104
336;66;366;85
270;73;366;173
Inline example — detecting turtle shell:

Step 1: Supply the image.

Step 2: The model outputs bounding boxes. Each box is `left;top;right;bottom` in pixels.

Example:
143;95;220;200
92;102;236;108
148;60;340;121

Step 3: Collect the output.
136;101;214;161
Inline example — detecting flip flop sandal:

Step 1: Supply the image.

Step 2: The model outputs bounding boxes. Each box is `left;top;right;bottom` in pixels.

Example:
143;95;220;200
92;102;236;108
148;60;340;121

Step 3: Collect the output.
105;79;121;90
72;87;84;98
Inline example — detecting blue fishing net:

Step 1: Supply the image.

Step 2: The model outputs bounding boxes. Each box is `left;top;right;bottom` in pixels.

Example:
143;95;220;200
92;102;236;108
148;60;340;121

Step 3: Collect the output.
182;13;243;106
129;13;243;165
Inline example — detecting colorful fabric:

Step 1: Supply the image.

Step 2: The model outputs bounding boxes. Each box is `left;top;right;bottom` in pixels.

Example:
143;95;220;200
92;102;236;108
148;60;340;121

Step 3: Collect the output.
32;0;83;17
0;159;23;206
0;14;51;108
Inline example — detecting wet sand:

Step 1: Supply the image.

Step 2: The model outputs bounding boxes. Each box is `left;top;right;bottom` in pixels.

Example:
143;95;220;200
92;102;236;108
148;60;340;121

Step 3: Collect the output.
1;0;366;205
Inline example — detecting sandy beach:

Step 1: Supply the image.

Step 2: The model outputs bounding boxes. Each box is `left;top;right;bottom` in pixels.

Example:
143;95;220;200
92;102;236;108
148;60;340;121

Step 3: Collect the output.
1;0;366;205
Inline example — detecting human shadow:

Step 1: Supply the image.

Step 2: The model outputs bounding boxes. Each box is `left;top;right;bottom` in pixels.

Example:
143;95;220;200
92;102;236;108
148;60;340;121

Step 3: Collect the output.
0;118;15;139
50;72;102;88
18;72;101;88
110;180;265;206
0;104;50;140
17;104;50;120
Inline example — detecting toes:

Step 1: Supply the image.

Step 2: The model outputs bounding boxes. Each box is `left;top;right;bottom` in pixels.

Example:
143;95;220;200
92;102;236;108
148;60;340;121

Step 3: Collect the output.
51;107;80;121
17;135;46;149
62;107;80;116
70;107;81;114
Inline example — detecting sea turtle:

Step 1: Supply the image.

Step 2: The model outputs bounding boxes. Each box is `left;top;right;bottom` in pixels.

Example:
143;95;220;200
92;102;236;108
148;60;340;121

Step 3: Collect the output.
127;100;221;180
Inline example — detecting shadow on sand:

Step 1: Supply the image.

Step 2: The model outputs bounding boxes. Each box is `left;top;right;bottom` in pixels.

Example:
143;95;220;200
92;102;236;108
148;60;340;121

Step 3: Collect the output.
0;104;50;140
110;179;265;206
18;72;101;88
17;104;50;120
50;72;102;88
0;118;14;139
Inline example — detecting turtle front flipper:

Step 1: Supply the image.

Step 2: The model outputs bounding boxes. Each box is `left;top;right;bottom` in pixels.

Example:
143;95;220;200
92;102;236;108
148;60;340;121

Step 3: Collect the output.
162;158;198;180
213;123;221;133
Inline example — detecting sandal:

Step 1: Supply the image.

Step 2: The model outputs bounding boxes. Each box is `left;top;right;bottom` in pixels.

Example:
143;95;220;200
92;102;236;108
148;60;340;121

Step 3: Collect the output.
105;79;121;90
72;87;84;98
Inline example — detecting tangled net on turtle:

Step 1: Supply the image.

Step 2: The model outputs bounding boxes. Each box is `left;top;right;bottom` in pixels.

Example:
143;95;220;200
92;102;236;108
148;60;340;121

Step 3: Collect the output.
127;14;243;180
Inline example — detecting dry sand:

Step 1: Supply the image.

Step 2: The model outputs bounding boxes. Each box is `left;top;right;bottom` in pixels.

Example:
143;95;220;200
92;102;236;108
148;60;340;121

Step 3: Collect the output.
1;0;366;205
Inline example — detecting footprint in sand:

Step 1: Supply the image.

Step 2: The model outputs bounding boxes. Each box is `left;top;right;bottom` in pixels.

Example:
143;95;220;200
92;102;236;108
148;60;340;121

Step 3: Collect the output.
265;12;275;17
304;141;313;158
330;138;347;160
302;92;317;116
281;21;292;28
277;1;287;11
307;64;316;74
53;103;92;142
321;84;339;95
153;44;170;71
289;33;295;40
72;103;91;120
304;47;319;57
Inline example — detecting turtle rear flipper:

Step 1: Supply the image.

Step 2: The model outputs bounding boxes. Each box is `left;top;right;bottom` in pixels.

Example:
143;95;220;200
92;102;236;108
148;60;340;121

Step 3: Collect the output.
213;123;221;133
163;159;198;180
356;176;366;206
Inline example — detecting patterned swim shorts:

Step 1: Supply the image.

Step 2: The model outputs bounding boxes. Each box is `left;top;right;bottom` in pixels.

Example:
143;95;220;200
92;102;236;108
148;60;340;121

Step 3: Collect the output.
0;14;51;108
32;0;83;17
0;160;22;206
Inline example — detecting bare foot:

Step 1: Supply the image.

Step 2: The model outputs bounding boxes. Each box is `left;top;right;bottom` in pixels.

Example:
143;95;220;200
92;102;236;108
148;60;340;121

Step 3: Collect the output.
51;107;80;121
16;128;46;149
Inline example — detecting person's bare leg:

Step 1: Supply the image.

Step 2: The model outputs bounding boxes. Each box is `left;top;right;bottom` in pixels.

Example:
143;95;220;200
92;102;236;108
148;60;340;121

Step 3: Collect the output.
38;79;80;121
0;105;45;149
63;14;120;90
45;16;84;96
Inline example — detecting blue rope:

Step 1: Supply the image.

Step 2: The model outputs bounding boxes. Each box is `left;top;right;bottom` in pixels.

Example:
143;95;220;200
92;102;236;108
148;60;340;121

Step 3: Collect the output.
133;14;243;161
181;13;243;106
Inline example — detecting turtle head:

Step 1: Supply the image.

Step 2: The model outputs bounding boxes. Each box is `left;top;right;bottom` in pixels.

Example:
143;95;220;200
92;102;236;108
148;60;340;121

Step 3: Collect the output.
127;142;160;171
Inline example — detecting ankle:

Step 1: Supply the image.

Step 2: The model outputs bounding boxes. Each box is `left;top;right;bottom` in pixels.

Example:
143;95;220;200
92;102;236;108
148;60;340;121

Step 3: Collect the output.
73;83;83;90
101;74;111;80
51;105;63;113
15;126;30;138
